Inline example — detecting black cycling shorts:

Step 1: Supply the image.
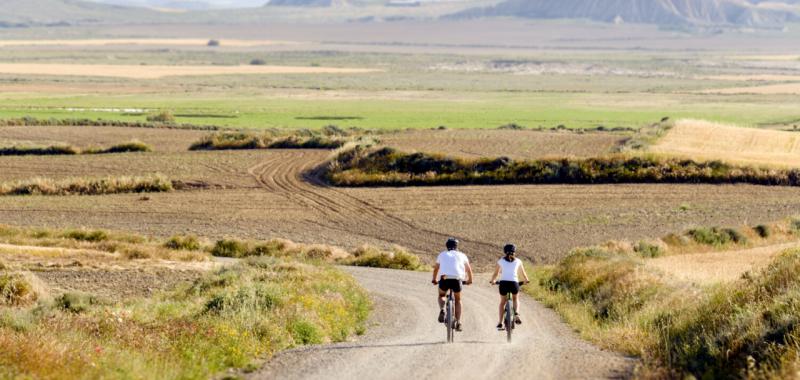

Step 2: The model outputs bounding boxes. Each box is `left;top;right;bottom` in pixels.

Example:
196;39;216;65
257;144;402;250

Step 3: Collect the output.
498;281;520;295
439;279;463;293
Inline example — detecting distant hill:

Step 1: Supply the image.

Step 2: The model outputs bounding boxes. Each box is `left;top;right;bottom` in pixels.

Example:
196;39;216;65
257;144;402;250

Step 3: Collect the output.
450;0;800;28
0;0;167;27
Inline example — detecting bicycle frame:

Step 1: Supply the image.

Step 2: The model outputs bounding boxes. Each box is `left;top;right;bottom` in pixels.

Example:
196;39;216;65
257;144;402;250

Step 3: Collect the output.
445;289;455;343
503;292;514;343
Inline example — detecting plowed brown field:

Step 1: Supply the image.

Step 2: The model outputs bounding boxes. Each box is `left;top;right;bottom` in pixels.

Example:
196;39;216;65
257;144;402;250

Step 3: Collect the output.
379;129;625;159
3;136;800;269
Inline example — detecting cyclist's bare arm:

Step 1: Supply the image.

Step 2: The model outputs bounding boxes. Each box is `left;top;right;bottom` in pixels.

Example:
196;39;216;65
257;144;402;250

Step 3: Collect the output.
432;263;440;284
519;262;530;283
465;262;474;285
489;263;501;284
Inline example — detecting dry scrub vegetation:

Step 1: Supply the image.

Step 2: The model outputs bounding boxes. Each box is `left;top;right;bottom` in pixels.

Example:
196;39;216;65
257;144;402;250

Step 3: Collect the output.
526;218;800;378
0;140;152;156
326;146;800;187
189;131;346;151
0;257;370;379
0;225;439;378
0;174;173;196
0;116;221;131
651;119;800;168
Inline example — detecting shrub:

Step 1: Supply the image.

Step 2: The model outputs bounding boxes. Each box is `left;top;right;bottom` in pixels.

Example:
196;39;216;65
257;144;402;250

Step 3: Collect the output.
753;224;771;238
164;235;201;251
207;39;220;46
343;246;428;271
250;58;267;65
498;123;526;130
0;175;173;196
686;227;746;246
95;140;153;154
290;319;322;345
0;116;219;131
146;111;176;124
0;144;79;156
0;274;36;306
212;239;249;258
62;229;109;242
55;292;100;313
189;132;267;150
634;241;665;258
792;218;800;233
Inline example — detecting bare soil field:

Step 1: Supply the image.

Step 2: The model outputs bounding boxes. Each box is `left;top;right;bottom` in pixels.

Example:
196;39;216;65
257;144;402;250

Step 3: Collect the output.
646;242;800;286
378;129;625;159
650;119;800;168
0;63;380;79
0;125;207;152
2;148;800;269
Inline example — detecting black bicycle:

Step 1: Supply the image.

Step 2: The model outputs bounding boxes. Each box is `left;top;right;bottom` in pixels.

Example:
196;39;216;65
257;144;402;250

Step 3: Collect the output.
494;281;527;343
437;276;467;343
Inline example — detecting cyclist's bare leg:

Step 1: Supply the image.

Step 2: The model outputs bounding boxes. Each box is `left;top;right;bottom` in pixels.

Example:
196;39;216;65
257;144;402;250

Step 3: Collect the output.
498;297;507;324
437;289;446;309
512;293;520;314
454;292;463;321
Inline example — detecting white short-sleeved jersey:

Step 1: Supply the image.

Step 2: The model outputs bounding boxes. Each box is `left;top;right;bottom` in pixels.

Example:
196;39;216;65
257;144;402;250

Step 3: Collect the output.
498;258;522;282
437;250;469;280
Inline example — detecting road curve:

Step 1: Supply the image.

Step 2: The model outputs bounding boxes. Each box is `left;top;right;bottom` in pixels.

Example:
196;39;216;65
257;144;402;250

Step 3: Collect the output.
251;267;634;380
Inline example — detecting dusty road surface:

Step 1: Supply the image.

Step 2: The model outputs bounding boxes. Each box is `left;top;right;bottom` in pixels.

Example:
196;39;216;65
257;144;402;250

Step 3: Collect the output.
253;267;634;380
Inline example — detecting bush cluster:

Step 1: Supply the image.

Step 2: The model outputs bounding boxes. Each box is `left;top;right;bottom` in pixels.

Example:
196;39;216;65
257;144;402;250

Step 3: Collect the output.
164;235;201;251
327;147;800;188
0;140;152;156
342;245;429;271
189;132;345;151
0;174;173;196
0;273;37;306
687;227;747;246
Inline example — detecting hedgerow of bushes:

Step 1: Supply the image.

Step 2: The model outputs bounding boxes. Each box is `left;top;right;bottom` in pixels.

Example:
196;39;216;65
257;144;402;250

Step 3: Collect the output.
189;132;346;151
0;175;173;196
0;116;220;131
0;140;152;156
326;146;800;187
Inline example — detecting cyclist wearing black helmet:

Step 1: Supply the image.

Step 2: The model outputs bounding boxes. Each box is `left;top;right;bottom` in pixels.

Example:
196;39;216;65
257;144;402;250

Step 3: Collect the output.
432;237;473;331
489;243;530;330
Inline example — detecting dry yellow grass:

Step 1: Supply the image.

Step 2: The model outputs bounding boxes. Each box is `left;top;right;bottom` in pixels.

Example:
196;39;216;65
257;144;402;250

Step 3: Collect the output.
650;119;800;168
0;63;380;79
730;55;800;61
646;242;800;285
703;82;800;95
0;39;300;48
702;74;800;81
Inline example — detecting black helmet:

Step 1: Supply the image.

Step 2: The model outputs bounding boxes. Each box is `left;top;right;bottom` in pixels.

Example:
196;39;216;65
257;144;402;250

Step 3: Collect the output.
504;244;516;255
446;237;459;250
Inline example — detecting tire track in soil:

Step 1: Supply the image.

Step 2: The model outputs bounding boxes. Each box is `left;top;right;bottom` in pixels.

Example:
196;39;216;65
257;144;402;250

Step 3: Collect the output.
245;150;501;264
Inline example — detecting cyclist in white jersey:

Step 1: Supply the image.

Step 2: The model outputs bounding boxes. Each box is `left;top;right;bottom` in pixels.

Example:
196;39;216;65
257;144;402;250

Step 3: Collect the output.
432;237;473;331
489;244;530;330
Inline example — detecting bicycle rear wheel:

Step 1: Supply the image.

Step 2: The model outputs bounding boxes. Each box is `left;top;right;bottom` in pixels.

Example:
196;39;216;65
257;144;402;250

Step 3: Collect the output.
505;299;513;343
446;294;454;343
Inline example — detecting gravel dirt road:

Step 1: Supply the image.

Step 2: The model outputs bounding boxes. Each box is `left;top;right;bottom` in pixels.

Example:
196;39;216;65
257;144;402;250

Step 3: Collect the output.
252;266;634;380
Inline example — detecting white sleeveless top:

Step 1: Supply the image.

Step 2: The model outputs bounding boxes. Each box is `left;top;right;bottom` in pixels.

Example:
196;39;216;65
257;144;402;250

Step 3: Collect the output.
498;258;522;282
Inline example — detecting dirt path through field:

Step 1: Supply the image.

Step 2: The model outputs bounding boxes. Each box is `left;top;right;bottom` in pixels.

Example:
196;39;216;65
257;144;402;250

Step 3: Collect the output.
245;150;501;267
253;267;633;379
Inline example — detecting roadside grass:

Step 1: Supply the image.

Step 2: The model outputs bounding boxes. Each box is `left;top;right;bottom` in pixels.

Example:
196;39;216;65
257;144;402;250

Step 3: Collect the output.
0;117;220;131
209;237;429;270
526;220;800;378
0;225;207;262
0;174;173;196
325;146;800;188
0;256;371;379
